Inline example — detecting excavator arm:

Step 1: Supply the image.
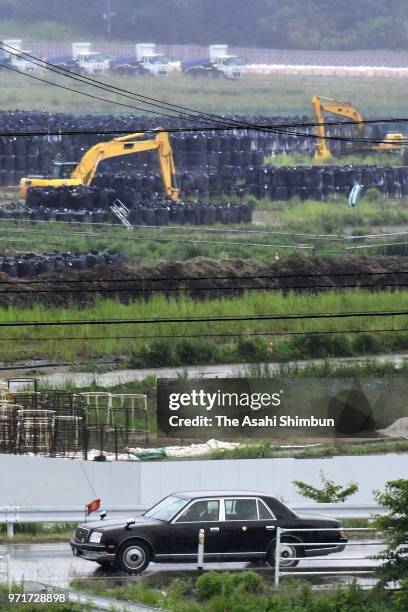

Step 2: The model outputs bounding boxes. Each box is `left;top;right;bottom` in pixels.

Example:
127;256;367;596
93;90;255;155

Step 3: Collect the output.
312;95;364;161
20;129;180;201
312;95;404;160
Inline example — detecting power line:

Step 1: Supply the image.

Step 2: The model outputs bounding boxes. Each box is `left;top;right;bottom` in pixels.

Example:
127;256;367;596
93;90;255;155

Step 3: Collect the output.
0;282;407;295
0;270;406;285
0;63;196;123
4;42;408;140
1;45;408;145
0;121;405;137
2;223;408;252
1;326;407;342
0;42;242;130
0;309;405;327
0;225;315;249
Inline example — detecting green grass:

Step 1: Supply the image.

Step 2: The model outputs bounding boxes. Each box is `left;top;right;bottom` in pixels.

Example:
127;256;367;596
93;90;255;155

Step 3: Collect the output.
257;192;408;234
0;288;407;364
207;440;408;461
2;193;408;265
71;573;407;611
1;71;408;116
0;522;75;543
266;151;404;167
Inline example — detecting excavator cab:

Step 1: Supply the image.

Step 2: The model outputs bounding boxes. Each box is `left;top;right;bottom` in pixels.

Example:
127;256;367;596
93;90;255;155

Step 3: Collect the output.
51;162;78;179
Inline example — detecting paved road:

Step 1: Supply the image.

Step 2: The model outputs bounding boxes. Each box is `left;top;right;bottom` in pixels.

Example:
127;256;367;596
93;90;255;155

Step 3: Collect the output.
4;352;408;388
0;542;384;589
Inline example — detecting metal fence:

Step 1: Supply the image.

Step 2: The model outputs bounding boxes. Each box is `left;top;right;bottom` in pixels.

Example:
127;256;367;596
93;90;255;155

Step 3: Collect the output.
273;526;382;586
0;383;149;459
26;42;408;68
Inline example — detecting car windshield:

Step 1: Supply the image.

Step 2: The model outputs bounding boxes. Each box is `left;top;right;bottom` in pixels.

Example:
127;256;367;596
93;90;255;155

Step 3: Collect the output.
224;56;244;66
144;495;187;521
84;54;104;62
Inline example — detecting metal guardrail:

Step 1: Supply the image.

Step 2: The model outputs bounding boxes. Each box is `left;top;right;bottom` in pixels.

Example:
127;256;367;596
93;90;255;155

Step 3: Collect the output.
273;526;382;586
0;502;384;537
0;505;146;537
0;555;11;591
289;502;385;519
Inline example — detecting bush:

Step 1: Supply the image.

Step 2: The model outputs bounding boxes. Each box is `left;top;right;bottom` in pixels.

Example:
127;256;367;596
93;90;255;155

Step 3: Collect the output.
353;332;383;355
374;479;408;584
175;338;216;365
363;188;383;202
196;572;264;602
135;339;176;367
389;332;408;352
236;337;268;361
289;333;353;359
232;571;264;595
196;572;224;600
293;470;359;503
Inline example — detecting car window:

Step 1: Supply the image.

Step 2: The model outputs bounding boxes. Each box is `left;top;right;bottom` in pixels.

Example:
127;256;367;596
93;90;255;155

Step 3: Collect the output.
175;499;220;523
225;498;258;520
257;499;274;520
144;495;187;521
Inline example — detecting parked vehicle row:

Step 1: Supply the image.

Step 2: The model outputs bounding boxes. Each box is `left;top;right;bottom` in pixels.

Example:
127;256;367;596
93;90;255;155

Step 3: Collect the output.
1;40;245;78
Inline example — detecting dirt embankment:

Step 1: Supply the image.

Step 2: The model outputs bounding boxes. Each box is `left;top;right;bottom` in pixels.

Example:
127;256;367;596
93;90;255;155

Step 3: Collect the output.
0;254;407;308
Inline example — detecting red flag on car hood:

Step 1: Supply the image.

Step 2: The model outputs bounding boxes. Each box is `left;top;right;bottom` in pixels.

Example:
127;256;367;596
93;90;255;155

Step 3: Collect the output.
86;499;101;515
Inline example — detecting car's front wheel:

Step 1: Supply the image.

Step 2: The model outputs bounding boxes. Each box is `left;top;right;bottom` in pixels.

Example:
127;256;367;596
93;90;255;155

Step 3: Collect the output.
267;538;302;569
116;541;151;574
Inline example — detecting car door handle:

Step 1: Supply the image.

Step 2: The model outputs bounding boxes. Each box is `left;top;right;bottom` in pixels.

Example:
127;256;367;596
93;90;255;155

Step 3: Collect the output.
266;526;275;530
209;527;219;532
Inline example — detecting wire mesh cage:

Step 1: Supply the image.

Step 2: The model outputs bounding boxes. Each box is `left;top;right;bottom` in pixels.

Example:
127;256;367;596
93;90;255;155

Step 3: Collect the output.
0;382;149;459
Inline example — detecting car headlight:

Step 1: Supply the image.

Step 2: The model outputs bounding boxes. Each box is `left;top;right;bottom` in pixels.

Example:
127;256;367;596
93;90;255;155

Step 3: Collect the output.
89;531;103;543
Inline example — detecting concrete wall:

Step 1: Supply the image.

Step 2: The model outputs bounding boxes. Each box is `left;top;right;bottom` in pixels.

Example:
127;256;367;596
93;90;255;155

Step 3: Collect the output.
0;454;142;507
0;453;406;508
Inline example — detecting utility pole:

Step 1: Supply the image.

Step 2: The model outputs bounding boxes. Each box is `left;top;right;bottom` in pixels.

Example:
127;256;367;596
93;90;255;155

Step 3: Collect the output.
103;0;115;38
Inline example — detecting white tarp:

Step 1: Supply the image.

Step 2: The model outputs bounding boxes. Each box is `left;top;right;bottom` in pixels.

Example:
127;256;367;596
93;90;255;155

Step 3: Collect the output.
377;417;408;439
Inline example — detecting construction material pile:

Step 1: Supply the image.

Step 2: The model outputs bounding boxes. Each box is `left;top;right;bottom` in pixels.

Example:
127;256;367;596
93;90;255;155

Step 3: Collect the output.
2;198;253;225
0;110;340;186
0;251;123;277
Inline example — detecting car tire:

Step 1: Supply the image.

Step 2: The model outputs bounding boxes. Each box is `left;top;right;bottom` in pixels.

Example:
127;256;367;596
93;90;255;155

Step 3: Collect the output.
267;537;303;569
116;540;150;574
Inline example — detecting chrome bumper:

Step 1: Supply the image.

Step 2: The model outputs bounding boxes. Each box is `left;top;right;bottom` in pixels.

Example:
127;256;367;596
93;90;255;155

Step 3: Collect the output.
70;538;116;562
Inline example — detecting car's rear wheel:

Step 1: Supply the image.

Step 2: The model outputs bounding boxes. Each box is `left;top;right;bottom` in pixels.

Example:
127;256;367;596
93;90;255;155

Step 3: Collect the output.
116;541;150;574
267;537;303;569
96;560;117;571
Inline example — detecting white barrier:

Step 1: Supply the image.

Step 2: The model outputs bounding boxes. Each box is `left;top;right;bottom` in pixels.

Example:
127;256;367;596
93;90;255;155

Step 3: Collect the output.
0;503;384;537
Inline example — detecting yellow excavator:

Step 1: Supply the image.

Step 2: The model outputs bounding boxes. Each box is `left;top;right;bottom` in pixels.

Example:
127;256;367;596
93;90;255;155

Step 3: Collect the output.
20;129;180;201
312;95;405;161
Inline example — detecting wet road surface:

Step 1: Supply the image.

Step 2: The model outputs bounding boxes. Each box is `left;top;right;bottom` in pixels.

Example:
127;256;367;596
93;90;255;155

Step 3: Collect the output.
0;541;384;588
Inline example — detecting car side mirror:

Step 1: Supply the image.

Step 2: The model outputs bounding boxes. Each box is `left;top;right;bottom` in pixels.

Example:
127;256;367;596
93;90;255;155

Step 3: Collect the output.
100;511;107;520
125;518;136;529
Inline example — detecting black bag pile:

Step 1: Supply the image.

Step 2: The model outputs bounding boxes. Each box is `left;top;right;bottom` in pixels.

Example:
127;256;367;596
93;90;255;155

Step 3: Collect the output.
0;251;123;278
245;165;408;200
0;111;319;186
5;186;253;226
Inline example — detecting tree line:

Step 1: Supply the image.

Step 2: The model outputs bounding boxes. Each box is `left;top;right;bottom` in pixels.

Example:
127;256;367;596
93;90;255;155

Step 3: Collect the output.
2;0;408;50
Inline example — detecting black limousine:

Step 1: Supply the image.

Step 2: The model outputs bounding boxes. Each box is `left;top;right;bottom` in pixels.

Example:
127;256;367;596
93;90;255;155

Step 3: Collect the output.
70;491;347;574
